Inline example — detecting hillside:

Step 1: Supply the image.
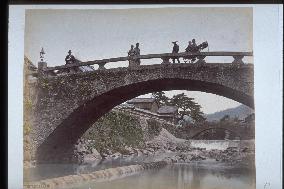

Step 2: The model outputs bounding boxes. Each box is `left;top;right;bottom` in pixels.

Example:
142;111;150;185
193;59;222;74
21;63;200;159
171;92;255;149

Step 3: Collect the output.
205;104;254;121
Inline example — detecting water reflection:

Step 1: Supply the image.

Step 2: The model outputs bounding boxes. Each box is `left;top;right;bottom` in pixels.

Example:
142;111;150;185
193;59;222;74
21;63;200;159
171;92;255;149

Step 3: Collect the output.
66;162;255;189
24;153;174;182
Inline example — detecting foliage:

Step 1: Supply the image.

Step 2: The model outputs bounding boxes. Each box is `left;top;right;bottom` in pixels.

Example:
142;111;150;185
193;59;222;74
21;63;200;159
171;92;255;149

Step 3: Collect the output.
83;111;145;153
170;93;206;123
147;119;162;139
151;92;169;106
152;92;206;123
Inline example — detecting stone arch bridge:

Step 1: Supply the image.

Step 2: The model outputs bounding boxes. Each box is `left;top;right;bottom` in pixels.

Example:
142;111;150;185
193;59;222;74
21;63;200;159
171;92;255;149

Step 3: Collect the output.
188;125;254;140
29;51;253;163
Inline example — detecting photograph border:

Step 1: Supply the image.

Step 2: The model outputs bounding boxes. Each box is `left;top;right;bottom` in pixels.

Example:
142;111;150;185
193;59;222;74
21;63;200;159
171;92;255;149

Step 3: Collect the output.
8;4;283;189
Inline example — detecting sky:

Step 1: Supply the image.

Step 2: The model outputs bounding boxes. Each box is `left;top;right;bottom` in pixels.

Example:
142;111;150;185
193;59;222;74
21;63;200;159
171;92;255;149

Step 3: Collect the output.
24;7;253;114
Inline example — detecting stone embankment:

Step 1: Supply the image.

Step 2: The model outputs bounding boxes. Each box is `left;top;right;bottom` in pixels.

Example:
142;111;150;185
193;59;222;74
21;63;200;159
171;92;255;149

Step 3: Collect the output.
162;145;254;165
76;128;254;165
24;161;168;189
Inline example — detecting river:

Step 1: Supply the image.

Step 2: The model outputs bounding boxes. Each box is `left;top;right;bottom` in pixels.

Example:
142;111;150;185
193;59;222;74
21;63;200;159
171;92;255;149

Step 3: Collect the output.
25;159;255;189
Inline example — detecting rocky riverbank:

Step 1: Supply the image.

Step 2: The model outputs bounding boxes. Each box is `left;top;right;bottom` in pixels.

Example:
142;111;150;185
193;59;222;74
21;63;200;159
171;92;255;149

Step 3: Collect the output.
75;128;254;167
24;128;254;188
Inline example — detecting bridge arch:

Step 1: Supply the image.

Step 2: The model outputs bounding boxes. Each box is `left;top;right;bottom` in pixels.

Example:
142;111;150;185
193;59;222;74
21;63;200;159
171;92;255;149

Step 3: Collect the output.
35;63;253;163
191;127;242;140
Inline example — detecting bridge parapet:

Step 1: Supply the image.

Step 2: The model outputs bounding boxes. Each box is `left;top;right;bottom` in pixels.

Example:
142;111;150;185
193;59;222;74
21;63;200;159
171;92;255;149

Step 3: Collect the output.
38;51;253;76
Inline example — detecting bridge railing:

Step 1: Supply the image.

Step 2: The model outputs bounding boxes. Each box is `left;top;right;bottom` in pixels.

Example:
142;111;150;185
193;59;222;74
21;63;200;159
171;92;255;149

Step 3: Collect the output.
38;51;253;76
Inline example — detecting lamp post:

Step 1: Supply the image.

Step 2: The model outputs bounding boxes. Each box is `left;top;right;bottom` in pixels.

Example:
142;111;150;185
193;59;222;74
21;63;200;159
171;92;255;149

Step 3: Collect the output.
38;47;47;76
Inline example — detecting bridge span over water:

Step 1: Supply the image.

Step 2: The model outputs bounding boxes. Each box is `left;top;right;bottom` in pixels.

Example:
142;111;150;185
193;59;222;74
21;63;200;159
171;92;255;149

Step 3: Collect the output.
27;51;253;163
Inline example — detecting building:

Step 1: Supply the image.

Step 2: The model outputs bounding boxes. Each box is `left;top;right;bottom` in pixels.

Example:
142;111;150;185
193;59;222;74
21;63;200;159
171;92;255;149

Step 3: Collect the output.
157;105;179;123
126;98;179;124
127;98;159;113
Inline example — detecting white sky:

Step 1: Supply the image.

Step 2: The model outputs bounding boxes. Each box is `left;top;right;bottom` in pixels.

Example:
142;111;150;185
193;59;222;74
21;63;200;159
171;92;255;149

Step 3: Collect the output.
24;7;253;114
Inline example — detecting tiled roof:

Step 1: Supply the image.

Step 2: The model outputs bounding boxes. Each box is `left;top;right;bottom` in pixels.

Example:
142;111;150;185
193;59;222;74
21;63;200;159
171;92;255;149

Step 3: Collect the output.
157;106;178;114
127;98;156;104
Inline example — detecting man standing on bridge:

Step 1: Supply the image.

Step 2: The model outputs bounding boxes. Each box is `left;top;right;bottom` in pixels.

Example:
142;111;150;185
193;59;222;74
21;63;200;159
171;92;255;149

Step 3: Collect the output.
191;39;198;52
172;41;180;63
128;45;135;57
185;41;193;53
65;50;76;64
133;43;141;65
184;39;199;63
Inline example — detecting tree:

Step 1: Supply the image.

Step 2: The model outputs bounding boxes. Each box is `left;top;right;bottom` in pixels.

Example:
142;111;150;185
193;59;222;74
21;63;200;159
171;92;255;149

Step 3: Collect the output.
169;93;206;123
189;104;206;123
151;92;169;106
152;92;206;123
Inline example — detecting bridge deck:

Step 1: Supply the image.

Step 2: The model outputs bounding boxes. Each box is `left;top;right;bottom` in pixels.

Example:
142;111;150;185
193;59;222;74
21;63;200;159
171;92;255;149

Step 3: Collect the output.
42;51;253;72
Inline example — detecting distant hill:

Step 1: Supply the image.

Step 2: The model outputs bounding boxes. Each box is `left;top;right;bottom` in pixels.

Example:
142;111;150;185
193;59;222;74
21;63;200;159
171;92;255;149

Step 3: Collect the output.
205;105;254;121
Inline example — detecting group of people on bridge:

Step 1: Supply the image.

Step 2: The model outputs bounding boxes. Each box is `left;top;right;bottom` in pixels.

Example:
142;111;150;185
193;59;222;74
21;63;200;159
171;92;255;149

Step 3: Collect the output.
127;43;141;64
126;39;208;64
63;39;208;66
172;39;208;63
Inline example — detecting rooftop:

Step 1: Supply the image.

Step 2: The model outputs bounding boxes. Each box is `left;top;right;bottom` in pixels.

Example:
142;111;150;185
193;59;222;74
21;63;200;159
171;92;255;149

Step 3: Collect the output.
127;98;156;104
157;106;178;114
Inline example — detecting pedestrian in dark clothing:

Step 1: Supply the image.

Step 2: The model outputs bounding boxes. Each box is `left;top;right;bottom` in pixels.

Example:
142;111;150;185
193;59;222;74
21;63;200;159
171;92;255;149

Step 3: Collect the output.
128;45;135;57
172;41;180;63
191;39;199;52
65;50;76;64
133;43;140;55
185;41;193;53
184;39;199;63
133;43;141;64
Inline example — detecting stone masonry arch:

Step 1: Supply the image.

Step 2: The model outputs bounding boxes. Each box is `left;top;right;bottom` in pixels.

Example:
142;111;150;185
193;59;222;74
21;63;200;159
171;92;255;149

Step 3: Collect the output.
32;63;253;163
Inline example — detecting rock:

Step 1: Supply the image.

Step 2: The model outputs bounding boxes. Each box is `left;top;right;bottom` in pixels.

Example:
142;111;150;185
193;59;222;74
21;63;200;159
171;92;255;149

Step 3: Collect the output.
142;149;150;155
134;149;143;156
76;142;87;153
168;146;176;152
91;148;100;155
82;154;97;164
111;152;122;159
225;147;238;152
101;153;109;159
105;149;113;155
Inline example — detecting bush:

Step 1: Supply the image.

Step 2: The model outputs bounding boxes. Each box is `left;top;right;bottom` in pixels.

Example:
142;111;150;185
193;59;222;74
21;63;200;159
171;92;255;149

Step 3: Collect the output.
83;111;145;153
147;119;162;138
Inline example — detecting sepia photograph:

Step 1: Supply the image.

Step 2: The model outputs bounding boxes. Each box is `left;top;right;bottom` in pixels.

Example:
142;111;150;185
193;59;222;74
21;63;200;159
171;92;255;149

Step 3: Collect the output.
21;7;257;189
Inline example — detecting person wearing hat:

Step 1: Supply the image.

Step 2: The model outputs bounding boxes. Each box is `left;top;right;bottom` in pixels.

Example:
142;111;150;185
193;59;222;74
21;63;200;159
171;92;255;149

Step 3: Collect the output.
65;50;76;65
172;41;180;63
191;39;199;52
133;43;141;65
185;41;193;53
184;39;200;63
128;45;135;57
